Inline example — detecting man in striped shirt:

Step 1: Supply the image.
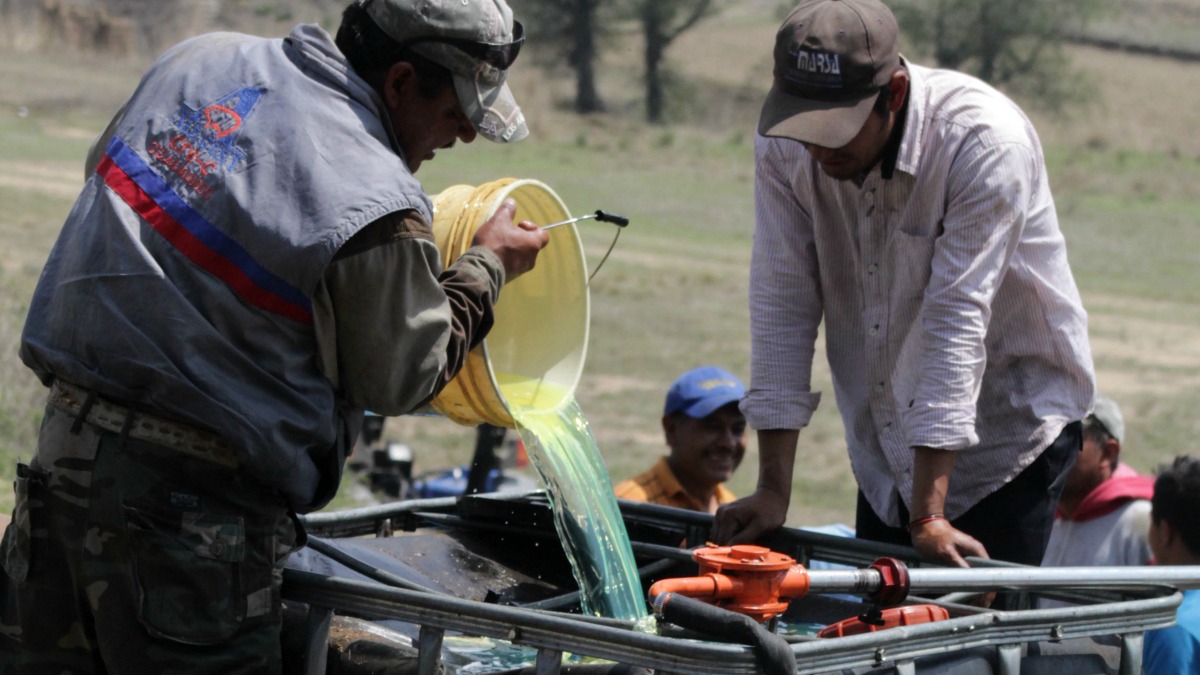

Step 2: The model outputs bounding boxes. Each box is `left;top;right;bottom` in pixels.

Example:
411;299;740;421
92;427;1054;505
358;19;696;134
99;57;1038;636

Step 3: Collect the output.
713;0;1095;574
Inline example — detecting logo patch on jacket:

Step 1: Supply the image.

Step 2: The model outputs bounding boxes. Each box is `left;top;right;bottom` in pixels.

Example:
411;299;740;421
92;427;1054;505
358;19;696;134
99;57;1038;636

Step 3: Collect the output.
146;87;264;200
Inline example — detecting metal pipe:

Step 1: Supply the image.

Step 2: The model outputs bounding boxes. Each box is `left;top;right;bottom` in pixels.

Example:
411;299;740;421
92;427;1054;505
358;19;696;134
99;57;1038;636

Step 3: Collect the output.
542;210;630;231
804;566;1200;595
283;568;1183;675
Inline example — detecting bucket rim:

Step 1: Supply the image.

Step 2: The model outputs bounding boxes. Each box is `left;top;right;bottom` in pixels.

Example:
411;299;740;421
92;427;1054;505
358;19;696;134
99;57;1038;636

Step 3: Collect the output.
479;178;591;419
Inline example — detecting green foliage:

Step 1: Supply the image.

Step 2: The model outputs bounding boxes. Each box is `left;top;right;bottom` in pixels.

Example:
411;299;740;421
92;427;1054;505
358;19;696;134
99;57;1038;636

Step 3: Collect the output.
0;271;45;514
891;0;1111;113
519;0;612;112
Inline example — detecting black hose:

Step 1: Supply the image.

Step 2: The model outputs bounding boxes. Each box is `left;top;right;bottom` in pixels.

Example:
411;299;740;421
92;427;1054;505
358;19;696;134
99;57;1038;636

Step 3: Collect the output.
652;592;796;675
519;557;679;611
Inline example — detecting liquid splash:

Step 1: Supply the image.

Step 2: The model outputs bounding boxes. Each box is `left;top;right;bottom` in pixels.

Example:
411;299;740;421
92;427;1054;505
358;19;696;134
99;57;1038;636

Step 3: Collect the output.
498;374;650;625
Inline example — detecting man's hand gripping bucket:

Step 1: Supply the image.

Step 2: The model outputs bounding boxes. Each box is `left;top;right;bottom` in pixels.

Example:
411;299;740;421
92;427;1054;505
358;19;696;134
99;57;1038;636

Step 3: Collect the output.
430;178;589;427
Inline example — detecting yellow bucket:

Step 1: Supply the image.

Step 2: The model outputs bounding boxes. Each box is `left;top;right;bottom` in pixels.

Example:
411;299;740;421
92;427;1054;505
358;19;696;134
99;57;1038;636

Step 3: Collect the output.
429;178;589;427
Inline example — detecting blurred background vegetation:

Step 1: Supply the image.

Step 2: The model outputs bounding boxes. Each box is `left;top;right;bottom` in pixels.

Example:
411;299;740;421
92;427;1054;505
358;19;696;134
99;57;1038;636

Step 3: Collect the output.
1;0;1198;525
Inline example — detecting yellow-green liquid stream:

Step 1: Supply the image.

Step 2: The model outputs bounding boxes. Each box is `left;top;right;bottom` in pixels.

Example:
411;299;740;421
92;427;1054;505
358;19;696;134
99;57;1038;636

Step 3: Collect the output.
498;374;649;623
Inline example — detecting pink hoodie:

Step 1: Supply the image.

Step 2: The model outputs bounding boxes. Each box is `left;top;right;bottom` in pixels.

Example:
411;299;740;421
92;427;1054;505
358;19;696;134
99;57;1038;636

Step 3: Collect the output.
1066;462;1155;522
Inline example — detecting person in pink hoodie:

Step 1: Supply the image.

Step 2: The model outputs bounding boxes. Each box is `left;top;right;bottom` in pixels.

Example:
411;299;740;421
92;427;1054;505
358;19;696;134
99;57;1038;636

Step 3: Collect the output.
1041;393;1155;570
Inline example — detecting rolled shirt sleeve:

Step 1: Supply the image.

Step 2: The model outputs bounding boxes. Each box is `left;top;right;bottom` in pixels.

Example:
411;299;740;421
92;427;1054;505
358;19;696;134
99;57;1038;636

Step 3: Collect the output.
743;136;824;432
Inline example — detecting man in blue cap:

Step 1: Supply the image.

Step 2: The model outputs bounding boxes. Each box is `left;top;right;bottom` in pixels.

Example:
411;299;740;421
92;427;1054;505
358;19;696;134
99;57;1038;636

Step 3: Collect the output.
615;366;747;514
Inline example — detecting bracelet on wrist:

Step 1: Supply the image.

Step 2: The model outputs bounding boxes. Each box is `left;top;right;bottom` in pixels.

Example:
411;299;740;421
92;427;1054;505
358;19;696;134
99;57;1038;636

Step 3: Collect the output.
906;514;946;532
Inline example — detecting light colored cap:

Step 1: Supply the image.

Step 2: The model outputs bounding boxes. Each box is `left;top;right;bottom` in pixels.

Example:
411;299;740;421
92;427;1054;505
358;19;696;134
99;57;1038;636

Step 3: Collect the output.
365;0;528;142
1090;393;1125;443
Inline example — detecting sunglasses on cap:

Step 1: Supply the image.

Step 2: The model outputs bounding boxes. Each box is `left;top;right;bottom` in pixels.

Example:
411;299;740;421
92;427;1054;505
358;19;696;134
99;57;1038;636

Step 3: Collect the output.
405;20;524;71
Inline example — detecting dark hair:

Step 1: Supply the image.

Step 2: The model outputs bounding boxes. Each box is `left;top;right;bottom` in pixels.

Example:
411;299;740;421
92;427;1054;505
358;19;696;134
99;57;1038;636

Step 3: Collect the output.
335;1;455;99
873;66;910;116
872;85;891;115
1151;455;1200;555
1083;414;1114;442
1082;415;1119;471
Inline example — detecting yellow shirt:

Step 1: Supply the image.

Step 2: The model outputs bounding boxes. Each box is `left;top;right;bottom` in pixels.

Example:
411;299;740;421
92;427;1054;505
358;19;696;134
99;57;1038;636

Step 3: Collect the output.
613;457;736;515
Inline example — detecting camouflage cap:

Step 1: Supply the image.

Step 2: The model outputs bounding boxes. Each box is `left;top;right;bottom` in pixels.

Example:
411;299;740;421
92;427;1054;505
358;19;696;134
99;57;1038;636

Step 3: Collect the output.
365;0;528;142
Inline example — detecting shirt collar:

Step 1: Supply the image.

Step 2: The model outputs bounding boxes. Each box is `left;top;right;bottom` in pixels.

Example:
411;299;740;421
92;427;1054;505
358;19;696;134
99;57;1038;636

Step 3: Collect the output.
892;59;926;178
853;60;912;185
879;85;909;180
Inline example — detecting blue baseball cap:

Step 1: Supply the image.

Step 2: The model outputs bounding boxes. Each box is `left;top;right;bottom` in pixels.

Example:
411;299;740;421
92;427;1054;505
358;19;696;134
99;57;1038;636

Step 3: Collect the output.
664;366;746;419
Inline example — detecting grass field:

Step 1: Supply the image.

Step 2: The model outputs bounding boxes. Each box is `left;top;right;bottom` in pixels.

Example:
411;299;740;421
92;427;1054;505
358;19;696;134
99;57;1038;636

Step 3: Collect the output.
1;4;1199;527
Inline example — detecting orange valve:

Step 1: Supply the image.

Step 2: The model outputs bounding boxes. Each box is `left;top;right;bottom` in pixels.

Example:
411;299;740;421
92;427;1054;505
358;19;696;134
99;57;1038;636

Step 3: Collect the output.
647;544;811;623
817;604;950;638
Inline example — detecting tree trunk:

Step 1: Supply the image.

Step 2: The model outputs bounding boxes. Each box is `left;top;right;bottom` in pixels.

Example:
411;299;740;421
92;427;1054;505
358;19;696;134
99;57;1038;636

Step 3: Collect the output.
570;0;603;113
638;0;713;124
643;5;666;124
978;0;997;83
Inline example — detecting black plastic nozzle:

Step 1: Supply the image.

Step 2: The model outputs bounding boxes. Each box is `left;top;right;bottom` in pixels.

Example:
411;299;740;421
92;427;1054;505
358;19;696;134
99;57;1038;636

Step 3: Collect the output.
594;210;630;227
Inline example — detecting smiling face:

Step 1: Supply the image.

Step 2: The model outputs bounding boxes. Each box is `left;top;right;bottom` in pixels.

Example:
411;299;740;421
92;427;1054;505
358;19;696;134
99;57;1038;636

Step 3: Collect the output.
382;61;477;173
663;402;747;493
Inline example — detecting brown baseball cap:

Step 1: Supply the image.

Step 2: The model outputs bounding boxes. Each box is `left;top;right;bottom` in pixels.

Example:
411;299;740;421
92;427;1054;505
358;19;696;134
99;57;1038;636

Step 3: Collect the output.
758;0;900;148
365;0;528;143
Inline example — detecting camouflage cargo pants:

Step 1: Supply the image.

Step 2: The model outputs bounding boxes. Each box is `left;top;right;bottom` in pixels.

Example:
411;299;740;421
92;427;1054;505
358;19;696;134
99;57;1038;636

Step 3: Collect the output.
0;403;301;674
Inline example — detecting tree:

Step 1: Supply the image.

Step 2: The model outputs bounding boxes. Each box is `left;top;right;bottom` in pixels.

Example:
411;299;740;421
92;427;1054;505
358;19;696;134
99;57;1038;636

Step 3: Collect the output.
635;0;715;124
522;0;607;113
520;0;719;122
890;0;1110;113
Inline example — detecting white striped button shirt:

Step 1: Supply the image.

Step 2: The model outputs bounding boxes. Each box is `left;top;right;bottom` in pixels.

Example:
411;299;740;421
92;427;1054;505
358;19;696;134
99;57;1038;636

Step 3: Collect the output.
744;63;1095;527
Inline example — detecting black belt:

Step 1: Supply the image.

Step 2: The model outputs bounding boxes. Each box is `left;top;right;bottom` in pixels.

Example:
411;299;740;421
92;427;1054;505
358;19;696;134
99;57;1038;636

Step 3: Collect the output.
48;379;239;469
